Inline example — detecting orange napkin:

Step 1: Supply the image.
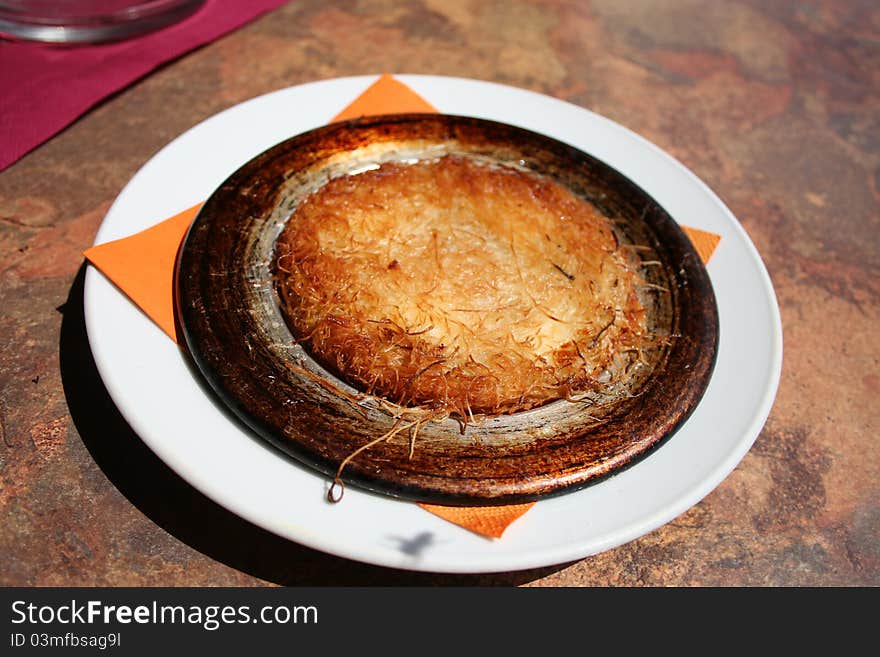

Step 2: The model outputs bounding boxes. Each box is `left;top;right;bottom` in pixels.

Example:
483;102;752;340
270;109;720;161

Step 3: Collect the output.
84;74;720;539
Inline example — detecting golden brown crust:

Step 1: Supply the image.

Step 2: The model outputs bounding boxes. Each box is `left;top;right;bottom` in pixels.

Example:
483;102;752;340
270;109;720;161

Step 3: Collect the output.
274;155;648;418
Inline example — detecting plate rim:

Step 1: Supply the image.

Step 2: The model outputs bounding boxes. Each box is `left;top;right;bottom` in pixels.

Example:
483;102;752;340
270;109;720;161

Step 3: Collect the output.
83;74;783;573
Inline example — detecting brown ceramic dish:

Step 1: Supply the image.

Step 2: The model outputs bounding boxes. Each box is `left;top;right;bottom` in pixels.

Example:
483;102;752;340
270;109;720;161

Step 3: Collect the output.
175;113;718;505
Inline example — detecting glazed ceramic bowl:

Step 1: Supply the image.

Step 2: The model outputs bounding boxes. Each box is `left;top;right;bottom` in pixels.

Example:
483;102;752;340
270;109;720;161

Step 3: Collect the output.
175;113;718;505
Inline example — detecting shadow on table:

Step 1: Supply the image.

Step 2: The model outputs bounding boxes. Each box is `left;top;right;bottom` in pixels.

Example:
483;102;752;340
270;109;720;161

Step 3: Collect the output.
59;264;571;586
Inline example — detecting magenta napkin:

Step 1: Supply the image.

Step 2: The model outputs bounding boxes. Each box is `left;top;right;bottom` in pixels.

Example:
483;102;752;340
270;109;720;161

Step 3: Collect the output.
0;0;290;172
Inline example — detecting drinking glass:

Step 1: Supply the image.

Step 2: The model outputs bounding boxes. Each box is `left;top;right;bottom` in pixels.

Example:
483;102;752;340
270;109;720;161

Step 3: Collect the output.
0;0;206;43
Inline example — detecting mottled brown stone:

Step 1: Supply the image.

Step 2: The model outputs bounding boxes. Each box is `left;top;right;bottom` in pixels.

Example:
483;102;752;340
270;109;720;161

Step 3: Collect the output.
1;0;877;586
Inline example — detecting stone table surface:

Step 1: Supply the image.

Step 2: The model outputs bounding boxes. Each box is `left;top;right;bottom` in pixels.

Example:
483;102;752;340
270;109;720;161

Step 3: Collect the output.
1;0;877;587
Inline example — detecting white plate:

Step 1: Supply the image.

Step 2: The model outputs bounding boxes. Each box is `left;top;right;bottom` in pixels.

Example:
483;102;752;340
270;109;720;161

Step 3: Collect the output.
84;74;782;574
